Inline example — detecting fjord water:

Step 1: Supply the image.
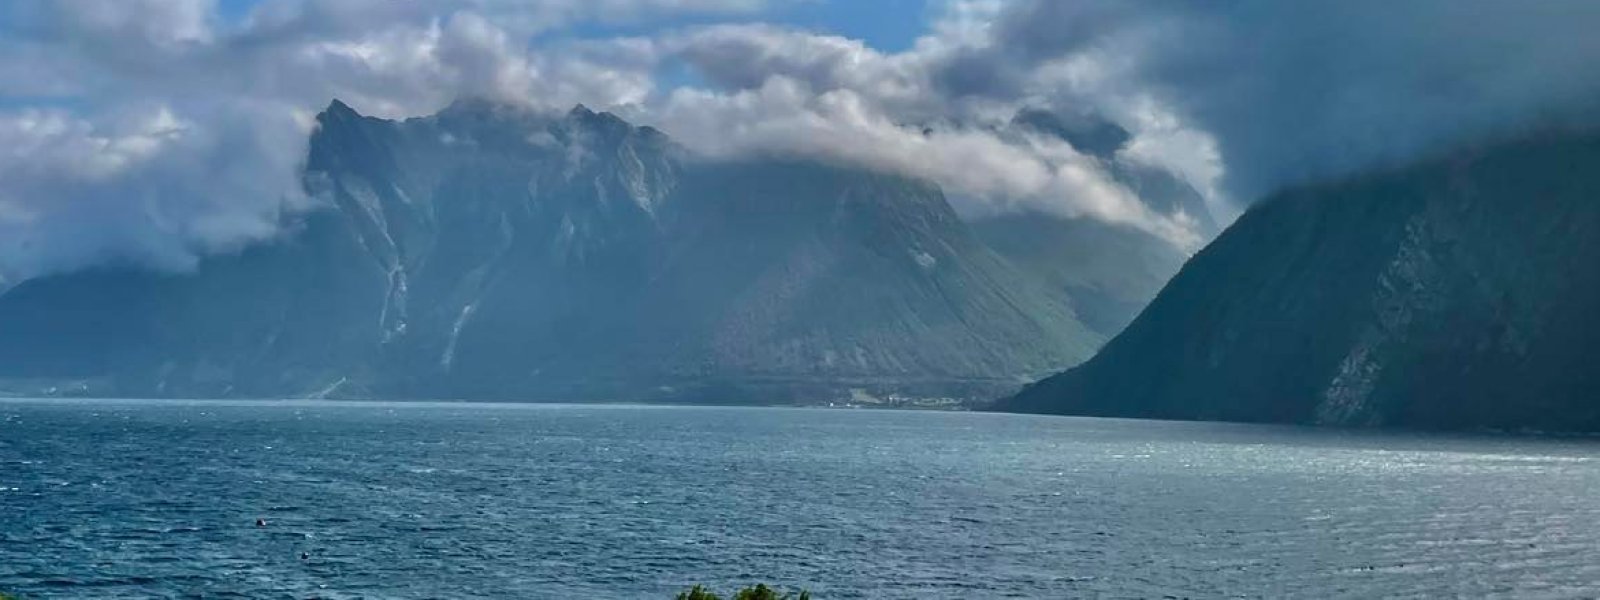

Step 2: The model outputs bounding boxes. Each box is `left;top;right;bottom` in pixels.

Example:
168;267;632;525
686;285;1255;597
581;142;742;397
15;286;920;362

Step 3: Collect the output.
3;401;1598;598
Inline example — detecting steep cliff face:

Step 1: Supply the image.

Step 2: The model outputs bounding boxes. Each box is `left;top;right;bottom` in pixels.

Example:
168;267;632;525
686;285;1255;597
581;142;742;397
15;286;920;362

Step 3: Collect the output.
1001;133;1600;431
0;100;1101;402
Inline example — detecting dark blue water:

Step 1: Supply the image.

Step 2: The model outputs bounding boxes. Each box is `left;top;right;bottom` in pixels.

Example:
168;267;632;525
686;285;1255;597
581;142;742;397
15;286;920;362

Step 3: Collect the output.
3;400;1599;598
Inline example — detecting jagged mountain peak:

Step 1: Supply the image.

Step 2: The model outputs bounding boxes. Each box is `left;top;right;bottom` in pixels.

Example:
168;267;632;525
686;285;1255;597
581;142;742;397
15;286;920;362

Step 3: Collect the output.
314;98;379;132
323;97;358;117
406;98;639;134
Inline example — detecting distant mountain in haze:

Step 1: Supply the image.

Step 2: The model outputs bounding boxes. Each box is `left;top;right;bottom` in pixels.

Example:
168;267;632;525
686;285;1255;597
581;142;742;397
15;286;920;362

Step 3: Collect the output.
974;108;1212;338
1009;107;1217;234
0;99;1109;402
973;215;1189;338
1001;132;1600;432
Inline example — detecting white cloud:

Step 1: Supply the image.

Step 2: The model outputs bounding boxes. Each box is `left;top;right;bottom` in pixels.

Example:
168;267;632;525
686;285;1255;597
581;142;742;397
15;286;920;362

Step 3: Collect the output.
654;76;1201;248
48;0;217;48
0;101;305;279
972;0;1600;202
237;0;780;40
652;21;1211;245
11;0;1587;283
0;0;1224;281
0;0;682;281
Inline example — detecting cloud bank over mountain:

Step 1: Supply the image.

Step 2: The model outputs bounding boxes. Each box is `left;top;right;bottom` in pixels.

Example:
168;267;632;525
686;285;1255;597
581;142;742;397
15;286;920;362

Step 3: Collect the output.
2;0;1597;283
974;1;1600;203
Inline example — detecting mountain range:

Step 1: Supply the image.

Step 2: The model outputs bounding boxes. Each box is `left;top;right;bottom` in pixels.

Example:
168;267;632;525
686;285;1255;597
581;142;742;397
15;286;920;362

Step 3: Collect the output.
0;100;1196;402
4;97;1592;430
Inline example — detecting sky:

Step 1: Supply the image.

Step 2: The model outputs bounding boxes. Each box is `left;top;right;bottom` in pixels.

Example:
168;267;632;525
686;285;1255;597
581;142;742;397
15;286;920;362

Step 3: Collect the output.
2;0;1599;285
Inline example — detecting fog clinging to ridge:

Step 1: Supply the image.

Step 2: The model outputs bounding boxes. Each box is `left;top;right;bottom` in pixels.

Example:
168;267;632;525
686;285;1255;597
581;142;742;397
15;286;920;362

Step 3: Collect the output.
1;0;1598;284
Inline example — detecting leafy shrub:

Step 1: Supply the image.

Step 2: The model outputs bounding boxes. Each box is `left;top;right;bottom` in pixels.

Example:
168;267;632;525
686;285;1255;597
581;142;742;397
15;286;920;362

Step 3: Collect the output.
675;583;811;600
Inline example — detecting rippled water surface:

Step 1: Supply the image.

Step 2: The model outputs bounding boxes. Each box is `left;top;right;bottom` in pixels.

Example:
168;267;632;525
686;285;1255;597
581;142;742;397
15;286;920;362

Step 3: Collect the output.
3;399;1600;598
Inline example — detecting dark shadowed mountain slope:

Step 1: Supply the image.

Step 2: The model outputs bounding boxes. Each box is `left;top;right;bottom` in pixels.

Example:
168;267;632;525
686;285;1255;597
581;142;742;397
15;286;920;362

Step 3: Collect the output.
0;100;1101;402
1000;132;1600;432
